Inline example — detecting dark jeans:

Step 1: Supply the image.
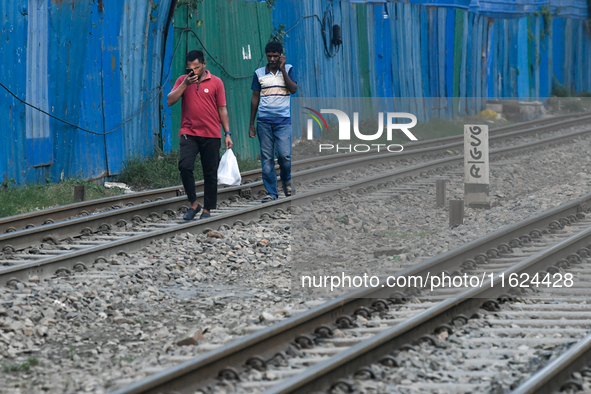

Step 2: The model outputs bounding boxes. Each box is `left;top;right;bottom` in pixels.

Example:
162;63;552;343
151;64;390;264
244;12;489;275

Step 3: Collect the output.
178;134;220;210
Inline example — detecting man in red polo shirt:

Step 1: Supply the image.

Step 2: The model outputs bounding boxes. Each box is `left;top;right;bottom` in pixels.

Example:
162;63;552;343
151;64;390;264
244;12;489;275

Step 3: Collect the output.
167;50;233;220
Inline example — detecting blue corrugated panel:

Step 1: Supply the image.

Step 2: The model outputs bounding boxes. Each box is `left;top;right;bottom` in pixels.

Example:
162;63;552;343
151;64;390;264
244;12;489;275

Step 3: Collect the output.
445;8;456;117
583;21;591;93
4;0;591;184
411;0;472;7
550;0;589;18
274;0;591;136
412;5;426;120
474;0;547;19
263;0;583;132
77;0;108;179
553;17;565;87
389;3;402;101
48;0;95;184
563;19;573;89
507;19;515;97
487;21;496;97
373;3;394;100
161;22;174;153
401;0;590;19
0;1;28;184
501;20;510;97
517;18;529;98
539;17;550;97
572;20;581;92
274;0;367;138
109;0;174;174
0;0;174;185
351;0;588;19
479;15;488;108
581;20;586;92
458;10;467;116
473;13;484;112
119;0;152;168
148;1;174;159
437;8;447;117
420;6;430;101
427;7;439;112
531;17;540;98
102;0;125;178
26;0;51;170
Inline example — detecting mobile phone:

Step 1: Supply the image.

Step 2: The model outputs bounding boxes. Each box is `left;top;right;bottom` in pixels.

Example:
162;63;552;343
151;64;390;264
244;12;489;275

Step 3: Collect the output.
186;68;194;75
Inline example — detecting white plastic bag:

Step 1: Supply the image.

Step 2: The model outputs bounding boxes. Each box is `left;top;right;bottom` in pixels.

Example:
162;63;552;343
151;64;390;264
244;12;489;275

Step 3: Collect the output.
217;149;241;186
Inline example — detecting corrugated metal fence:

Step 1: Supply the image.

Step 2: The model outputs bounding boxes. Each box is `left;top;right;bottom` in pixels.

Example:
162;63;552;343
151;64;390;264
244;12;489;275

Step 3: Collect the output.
1;0;590;185
270;0;591;136
0;0;174;185
183;0;591;141
168;1;272;160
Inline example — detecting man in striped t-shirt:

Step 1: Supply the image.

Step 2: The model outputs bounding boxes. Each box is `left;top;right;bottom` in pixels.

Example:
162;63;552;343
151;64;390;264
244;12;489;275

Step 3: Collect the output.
249;41;298;201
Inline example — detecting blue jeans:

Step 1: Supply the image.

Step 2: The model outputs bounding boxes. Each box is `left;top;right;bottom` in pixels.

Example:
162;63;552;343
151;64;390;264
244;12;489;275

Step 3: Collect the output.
257;122;291;198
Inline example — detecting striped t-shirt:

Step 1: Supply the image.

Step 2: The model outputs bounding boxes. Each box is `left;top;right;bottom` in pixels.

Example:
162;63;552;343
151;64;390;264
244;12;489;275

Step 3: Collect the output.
251;64;297;124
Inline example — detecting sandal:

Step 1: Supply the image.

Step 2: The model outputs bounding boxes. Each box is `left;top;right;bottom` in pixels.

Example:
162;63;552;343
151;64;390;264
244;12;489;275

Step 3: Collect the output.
262;194;277;203
283;181;295;197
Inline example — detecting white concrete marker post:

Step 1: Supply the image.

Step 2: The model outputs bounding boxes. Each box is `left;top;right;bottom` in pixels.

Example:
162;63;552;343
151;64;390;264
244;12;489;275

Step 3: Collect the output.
464;124;490;208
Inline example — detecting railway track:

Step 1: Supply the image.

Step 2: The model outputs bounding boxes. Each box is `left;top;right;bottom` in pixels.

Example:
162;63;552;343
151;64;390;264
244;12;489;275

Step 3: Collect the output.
2;113;591;394
1;119;590;288
1;112;590;234
3;112;585;392
269;213;591;394
108;183;591;394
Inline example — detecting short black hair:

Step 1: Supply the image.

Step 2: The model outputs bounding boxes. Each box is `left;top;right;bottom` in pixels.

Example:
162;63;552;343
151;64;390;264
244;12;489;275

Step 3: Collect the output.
265;41;283;54
186;50;205;64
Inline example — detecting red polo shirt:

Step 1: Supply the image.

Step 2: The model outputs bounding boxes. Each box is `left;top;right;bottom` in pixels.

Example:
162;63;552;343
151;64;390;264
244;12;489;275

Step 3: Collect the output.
172;70;226;139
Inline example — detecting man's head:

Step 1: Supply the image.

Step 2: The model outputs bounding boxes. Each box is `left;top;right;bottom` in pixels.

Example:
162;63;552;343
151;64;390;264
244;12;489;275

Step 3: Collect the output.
265;41;283;69
186;50;206;78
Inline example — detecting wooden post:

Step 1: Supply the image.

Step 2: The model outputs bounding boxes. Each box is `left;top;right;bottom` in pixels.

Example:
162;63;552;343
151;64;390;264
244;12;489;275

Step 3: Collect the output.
449;200;464;226
74;185;86;202
436;180;446;208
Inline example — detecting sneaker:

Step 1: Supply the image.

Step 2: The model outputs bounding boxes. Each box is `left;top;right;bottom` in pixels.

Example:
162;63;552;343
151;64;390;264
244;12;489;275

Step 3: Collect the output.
183;204;202;220
261;194;277;203
283;181;295;197
199;211;211;220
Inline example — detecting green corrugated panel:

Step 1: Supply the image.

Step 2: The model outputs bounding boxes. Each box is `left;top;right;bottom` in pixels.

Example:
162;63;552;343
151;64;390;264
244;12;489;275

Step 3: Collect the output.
356;4;372;99
171;2;272;160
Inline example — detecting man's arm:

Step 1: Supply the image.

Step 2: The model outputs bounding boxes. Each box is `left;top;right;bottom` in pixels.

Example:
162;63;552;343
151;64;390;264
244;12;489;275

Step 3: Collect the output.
218;106;233;149
167;73;199;106
279;55;297;94
282;70;297;94
249;90;260;138
167;83;187;106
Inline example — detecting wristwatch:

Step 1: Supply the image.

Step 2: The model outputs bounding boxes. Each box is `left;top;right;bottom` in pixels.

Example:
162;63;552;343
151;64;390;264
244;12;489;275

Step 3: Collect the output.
224;131;232;136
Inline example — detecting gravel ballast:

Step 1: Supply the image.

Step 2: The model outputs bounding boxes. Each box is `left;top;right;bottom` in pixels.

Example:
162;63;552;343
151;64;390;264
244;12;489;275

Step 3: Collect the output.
1;135;591;393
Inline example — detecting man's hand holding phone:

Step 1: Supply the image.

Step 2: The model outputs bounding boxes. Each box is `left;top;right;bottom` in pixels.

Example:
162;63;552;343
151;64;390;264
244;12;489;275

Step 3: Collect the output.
183;68;200;86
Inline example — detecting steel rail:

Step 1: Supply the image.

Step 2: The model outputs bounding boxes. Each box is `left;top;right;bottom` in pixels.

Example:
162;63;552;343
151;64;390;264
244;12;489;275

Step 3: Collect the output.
3;119;591;255
264;215;591;394
0;197;290;287
1;126;589;287
510;332;591;394
2;112;590;233
107;189;591;394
